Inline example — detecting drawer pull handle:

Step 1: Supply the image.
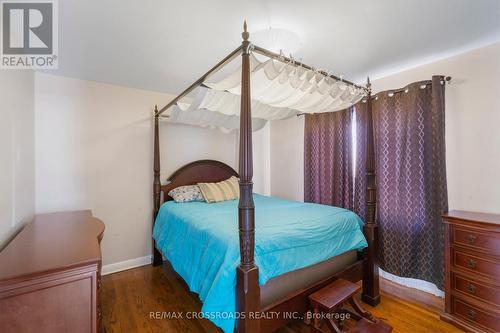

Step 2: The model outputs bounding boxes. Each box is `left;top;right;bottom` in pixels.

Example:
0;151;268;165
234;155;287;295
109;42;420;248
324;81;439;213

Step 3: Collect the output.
468;234;477;244
467;309;476;320
467;259;477;269
467;283;477;294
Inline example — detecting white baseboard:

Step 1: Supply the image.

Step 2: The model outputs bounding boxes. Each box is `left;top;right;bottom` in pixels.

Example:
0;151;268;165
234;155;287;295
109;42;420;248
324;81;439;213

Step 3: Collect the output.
379;268;444;298
102;255;152;276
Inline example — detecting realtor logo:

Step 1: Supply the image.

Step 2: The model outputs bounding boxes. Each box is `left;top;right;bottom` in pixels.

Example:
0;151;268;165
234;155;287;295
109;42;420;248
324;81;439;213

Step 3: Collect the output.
1;0;58;69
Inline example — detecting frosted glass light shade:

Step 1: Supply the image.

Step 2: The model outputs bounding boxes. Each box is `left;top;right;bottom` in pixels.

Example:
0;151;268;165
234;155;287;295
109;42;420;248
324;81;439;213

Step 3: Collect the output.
251;28;302;55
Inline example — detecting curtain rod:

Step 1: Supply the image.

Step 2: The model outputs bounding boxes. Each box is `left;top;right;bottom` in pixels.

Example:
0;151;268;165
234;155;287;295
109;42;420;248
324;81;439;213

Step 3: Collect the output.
368;76;452;100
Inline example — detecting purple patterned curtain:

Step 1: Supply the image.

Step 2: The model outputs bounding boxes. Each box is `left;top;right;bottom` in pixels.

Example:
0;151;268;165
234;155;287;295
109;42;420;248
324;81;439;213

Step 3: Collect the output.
356;76;448;288
304;109;353;209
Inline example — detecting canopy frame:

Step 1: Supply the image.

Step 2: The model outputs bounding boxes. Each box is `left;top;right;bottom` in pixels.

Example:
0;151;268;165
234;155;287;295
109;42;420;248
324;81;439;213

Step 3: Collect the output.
156;31;368;116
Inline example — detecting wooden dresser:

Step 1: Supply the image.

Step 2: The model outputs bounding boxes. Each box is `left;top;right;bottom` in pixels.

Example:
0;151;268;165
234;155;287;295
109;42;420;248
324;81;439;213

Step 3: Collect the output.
0;210;105;333
441;210;500;332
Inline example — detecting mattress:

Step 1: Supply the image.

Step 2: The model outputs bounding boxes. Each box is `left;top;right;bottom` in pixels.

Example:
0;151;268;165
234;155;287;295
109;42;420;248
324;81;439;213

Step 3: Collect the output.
153;194;367;333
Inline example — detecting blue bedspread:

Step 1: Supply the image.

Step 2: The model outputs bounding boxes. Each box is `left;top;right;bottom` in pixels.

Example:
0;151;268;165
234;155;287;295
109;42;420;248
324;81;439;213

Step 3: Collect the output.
153;194;367;332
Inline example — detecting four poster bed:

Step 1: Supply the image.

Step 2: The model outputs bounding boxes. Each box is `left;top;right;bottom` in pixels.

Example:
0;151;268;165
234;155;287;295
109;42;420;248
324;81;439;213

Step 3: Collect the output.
151;22;380;333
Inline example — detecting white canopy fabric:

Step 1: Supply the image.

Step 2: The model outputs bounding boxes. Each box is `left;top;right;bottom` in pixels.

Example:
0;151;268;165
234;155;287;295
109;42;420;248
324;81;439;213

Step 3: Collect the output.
168;87;269;133
165;52;366;132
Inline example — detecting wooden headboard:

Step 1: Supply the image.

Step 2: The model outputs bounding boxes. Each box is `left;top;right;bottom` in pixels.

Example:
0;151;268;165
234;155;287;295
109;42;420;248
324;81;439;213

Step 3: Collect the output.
160;160;238;202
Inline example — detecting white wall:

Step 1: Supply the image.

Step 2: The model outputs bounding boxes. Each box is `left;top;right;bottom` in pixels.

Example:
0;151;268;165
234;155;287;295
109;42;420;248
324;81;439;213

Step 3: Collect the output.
270;42;500;214
34;73;270;266
0;71;35;249
252;122;271;196
270;117;304;202
160;118;270;195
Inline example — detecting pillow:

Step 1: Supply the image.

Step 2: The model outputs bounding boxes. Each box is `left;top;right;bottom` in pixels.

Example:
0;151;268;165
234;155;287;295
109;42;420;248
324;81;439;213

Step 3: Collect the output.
168;185;204;203
198;176;240;203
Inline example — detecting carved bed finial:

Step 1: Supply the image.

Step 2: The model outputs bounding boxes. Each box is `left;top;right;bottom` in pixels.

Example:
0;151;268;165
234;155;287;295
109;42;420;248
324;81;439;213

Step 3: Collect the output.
242;20;249;41
366;77;371;93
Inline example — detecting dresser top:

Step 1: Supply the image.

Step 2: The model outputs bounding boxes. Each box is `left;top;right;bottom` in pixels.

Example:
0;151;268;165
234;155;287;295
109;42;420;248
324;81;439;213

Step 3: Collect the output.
0;210;105;283
443;210;500;226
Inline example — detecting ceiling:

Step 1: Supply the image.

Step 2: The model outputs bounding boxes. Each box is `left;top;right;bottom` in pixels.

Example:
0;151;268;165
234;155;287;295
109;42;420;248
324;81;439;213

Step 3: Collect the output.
50;0;500;94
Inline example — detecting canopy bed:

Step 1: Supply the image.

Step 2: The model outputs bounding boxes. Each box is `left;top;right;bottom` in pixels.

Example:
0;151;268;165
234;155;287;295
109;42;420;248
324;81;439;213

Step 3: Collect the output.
151;22;380;333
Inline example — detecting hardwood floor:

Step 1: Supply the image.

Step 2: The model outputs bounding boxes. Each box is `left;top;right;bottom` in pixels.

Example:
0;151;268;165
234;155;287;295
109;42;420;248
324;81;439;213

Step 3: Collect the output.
102;264;462;333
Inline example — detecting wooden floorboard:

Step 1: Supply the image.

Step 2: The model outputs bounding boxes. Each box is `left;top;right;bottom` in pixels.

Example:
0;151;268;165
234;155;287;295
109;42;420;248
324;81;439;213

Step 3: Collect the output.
102;264;462;333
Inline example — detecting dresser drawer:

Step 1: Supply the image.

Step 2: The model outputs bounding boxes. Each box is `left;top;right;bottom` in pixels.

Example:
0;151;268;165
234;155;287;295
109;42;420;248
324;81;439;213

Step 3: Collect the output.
453;273;500;307
453;249;500;281
452;226;500;256
443;211;500;332
452;297;500;332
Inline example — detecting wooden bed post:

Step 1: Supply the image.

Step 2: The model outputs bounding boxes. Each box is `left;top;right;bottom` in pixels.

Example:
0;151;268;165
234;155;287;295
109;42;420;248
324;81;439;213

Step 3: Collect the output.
361;78;380;306
236;21;260;333
152;106;163;266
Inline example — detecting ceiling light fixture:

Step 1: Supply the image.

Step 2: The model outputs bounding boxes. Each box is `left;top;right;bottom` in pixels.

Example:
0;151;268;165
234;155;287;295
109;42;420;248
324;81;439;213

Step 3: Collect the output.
251;27;302;56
